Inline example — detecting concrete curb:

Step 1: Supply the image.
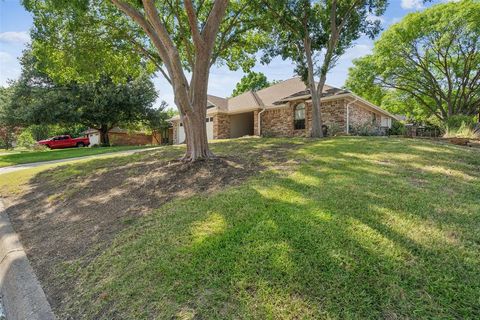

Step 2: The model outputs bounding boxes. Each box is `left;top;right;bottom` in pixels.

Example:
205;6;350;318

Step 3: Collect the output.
0;200;55;320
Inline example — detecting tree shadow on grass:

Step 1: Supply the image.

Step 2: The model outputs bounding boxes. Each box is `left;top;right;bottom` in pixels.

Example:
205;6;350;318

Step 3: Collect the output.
4;138;304;313
53;138;480;319
4;137;480;319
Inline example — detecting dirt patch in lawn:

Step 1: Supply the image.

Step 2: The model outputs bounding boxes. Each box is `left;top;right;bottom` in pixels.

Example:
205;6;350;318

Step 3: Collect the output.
3;140;301;313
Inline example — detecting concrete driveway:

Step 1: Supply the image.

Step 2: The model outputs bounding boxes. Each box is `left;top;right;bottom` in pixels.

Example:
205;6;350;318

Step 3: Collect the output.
0;147;162;175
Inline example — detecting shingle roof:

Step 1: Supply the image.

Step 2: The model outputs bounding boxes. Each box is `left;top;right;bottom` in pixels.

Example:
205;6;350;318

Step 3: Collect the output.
255;77;311;106
207;94;228;111
169;77;358;121
224;77;338;111
228;91;260;111
273;87;350;105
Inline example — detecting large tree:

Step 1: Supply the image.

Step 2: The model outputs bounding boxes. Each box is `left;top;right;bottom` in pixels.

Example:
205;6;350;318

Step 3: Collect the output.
9;50;80;128
0;87;20;149
231;71;272;97
10;50;158;145
23;0;266;161
75;76;158;145
260;0;386;137
346;0;480;122
345;55;427;120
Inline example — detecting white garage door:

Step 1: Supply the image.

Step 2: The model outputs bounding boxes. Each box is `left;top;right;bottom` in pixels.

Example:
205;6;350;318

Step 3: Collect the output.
207;118;214;140
178;124;186;144
177;117;214;144
89;133;100;146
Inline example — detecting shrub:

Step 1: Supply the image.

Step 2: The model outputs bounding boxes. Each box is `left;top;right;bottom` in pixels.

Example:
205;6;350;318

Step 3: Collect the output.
28;124;53;141
444;115;478;139
446;115;475;131
261;130;276;138
0;136;6;148
30;144;49;151
328;123;342;136
16;130;37;149
351;122;382;136
445;122;479;139
388;121;406;136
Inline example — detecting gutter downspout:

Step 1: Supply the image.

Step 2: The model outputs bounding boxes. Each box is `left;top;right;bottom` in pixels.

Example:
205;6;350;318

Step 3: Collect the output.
346;98;358;134
258;108;266;136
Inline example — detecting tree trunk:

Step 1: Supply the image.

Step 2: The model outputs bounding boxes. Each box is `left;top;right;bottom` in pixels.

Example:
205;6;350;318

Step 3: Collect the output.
110;0;227;162
305;40;324;138
310;0;341;138
313;28;338;138
313;73;328;137
179;46;216;162
99;126;110;146
180;106;214;162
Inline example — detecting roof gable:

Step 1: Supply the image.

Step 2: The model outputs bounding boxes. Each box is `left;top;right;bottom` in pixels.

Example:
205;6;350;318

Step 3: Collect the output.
255;78;311;106
228;91;260;112
274;87;350;105
207;94;228;111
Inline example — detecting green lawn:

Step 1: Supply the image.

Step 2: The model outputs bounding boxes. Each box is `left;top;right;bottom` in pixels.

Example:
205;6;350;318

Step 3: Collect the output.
10;137;480;318
0;145;154;168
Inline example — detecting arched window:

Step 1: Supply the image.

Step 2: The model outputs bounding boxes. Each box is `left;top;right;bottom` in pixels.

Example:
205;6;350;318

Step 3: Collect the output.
294;103;306;130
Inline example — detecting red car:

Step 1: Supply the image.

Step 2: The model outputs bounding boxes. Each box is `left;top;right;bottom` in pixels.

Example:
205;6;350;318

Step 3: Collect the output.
38;135;90;149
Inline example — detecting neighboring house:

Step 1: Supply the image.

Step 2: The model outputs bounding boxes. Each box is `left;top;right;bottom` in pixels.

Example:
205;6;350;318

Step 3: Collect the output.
84;127;158;146
170;77;398;144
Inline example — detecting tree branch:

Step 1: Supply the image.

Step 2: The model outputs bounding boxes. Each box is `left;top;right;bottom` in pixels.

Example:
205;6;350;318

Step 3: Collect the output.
110;0;173;76
202;0;229;48
184;0;205;50
140;0;192;112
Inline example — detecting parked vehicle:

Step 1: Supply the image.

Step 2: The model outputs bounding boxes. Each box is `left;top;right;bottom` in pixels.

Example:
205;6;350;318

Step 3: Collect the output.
37;135;90;149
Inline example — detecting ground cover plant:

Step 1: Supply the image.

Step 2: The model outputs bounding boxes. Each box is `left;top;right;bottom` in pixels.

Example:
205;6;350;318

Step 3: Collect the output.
3;137;480;319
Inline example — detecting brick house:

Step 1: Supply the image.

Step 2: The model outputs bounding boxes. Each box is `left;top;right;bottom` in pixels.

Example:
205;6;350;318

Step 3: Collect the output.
170;77;397;144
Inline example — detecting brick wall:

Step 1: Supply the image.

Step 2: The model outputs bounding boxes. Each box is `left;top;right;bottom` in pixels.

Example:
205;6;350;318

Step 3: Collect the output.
260;107;293;137
348;103;382;128
320;100;347;134
213;113;230;139
260;99;346;137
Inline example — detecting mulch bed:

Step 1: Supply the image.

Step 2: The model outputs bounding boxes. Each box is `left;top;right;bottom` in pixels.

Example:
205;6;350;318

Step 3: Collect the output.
411;136;480;148
443;137;480;148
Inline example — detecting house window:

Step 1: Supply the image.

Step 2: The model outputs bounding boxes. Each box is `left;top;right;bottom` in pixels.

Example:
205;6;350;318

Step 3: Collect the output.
180;123;183;127
372;113;377;124
294;103;306;130
381;116;389;127
210;117;214;122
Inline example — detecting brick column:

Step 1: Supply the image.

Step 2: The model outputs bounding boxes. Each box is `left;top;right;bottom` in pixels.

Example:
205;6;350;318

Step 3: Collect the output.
213;114;230;139
253;110;259;136
172;122;178;144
